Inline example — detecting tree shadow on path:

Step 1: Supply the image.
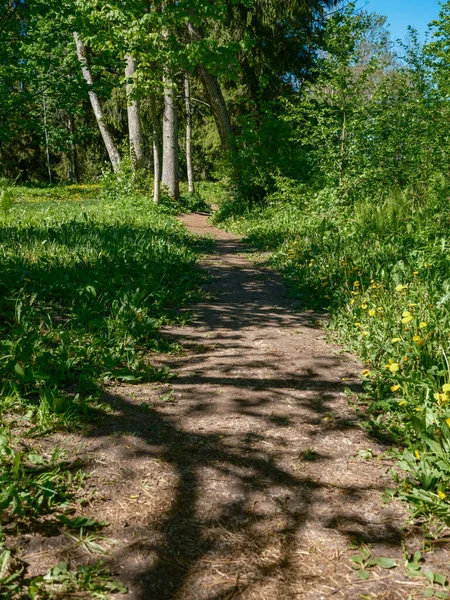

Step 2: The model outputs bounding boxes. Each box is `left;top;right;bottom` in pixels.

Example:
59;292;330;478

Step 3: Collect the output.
81;216;411;599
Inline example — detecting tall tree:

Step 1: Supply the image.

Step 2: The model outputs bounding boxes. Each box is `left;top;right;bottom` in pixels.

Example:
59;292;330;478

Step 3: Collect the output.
73;31;121;172
161;68;179;200
125;55;145;169
184;74;194;193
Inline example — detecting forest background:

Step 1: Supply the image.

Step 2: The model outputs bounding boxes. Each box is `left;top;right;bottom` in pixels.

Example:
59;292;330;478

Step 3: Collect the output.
3;1;450;592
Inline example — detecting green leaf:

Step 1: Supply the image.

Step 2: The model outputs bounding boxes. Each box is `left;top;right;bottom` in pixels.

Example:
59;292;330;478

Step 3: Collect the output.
426;570;436;584
0;549;11;580
434;573;448;587
372;557;397;569
14;363;24;377
356;569;370;580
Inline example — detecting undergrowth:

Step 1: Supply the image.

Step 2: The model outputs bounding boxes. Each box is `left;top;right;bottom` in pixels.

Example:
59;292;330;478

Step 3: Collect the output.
216;179;450;525
0;181;205;597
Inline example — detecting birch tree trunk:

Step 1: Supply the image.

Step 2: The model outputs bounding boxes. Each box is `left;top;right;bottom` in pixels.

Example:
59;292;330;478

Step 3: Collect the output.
184;74;194;193
125;55;145;170
150;96;161;205
73;31;121;172
161;70;180;200
42;94;52;184
186;21;233;150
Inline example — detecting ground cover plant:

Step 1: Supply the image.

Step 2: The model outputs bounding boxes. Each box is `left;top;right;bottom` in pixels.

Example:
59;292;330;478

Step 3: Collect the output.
0;182;205;596
216;182;450;525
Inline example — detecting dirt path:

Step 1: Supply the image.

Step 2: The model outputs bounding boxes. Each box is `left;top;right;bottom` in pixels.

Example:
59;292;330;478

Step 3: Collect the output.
23;214;447;598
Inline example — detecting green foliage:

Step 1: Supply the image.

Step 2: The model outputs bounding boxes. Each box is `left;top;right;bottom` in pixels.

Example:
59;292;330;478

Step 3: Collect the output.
218;178;450;523
0;184;202;426
0;182;203;597
28;561;127;599
0;431;77;522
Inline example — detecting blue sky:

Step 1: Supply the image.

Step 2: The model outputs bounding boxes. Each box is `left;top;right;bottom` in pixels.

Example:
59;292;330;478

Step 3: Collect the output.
364;0;442;42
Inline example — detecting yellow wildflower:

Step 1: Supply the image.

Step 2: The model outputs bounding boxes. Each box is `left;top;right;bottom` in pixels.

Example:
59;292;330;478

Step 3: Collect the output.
434;392;449;405
415;449;421;460
402;310;412;317
412;335;424;345
438;491;447;500
391;384;401;392
361;304;368;309
368;309;376;317
354;322;362;327
391;338;401;343
419;322;427;328
388;363;400;373
353;281;360;287
446;418;450;427
396;284;407;292
399;400;407;406
402;315;413;324
442;384;450;393
361;369;371;377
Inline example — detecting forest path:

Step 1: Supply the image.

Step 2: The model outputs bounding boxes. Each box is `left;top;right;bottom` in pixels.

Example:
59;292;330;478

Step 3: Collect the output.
104;213;415;599
35;214;436;599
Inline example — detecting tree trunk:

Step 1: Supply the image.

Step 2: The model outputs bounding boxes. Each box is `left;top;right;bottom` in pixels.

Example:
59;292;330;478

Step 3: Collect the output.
125;55;145;170
186;21;233;150
184;74;194;193
150;96;161;205
67;113;78;183
42;94;52;184
161;70;180;200
73;31;121;172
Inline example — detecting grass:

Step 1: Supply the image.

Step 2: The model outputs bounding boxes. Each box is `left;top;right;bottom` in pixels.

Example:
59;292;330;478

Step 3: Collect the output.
215;182;450;524
0;181;206;597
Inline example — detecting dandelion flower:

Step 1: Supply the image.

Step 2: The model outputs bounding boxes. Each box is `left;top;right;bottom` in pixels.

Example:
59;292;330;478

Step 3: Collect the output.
361;369;371;377
361;304;368;309
388;363;400;373
391;338;401;343
415;449;421;460
402;315;413;324
419;322;428;328
446;418;450;427
443;384;450;393
368;309;376;317
438;491;447;500
399;400;407;406
391;384;401;392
